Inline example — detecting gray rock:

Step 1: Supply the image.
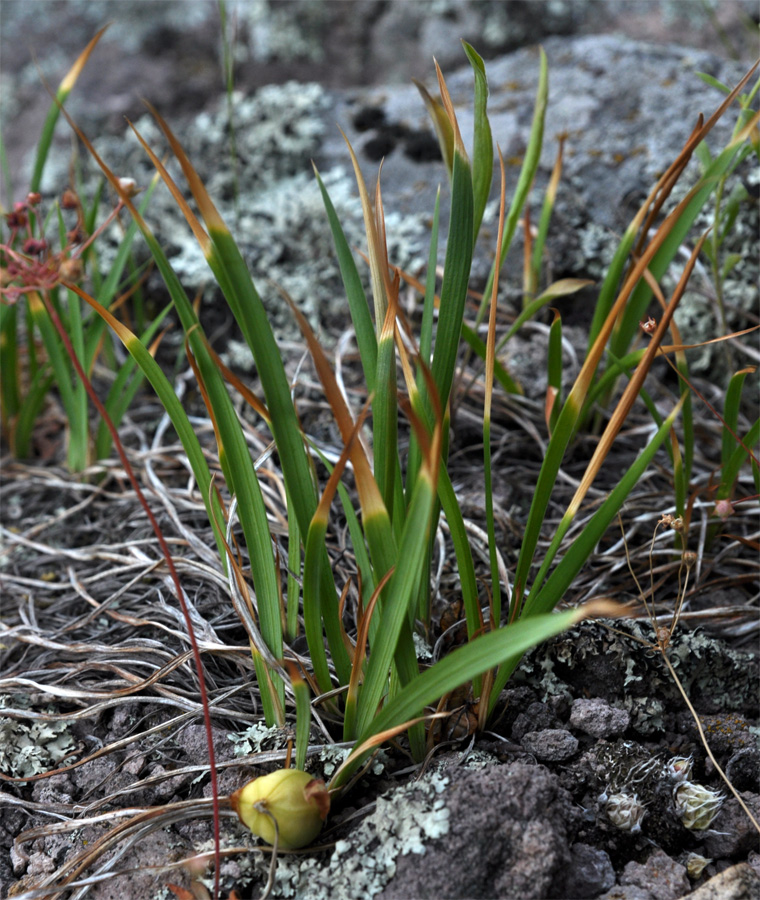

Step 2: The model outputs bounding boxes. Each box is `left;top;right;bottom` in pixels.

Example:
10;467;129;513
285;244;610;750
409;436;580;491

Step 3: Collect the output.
571;697;631;738
688;862;760;900
334;34;754;270
233;760;576;900
378;761;576;900
726;748;760;794
564;842;617;899
521;727;580;762
619;848;690;900
691;713;754;755
9;845;26;878
512;700;561;740
25;851;56;878
324;34;757;389
600;886;656;900
514;621;760;734
704;793;760;858
251;768;452;899
6;28;757;378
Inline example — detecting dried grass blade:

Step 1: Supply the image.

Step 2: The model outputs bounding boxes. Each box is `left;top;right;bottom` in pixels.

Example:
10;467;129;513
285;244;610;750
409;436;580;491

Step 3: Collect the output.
529;232;709;601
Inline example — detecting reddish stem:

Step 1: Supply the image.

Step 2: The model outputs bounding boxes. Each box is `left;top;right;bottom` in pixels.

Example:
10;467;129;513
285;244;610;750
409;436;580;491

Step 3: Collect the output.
42;285;222;899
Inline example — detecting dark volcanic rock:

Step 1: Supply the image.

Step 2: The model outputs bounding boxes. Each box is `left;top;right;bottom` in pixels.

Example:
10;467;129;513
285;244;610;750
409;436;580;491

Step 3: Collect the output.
378;762;577;900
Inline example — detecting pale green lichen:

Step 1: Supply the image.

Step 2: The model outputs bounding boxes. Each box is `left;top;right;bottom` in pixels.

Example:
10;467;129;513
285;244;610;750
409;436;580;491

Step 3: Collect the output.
228;722;289;756
314;745;351;777
220;338;259;372
237;0;329;64
239;770;451;899
87;81;428;340
413;631;433;661
311;745;388;779
0;699;76;778
459;748;499;770
577;221;619;280
513;620;757;735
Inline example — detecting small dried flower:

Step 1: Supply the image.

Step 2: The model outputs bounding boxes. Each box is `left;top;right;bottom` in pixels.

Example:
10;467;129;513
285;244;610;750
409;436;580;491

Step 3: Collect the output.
117;177;141;198
656;625;671;648
604;792;646;833
22;238;47;255
674;781;724;831
66;226;87;245
231;768;330;849
685;853;712;879
665;755;693;782
5;205;27;229
26;192;42;206
641;316;657;334
61;189;79;210
714;499;734;520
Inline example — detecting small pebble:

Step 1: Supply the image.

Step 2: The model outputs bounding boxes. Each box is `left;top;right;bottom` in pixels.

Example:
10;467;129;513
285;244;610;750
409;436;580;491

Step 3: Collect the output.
521;728;579;761
687;862;760;900
564;842;616;898
570;697;630;738
619;849;689;900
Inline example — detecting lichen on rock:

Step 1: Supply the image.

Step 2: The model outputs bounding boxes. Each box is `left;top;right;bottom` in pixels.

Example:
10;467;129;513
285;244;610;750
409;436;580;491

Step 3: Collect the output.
0;697;76;779
261;771;450;899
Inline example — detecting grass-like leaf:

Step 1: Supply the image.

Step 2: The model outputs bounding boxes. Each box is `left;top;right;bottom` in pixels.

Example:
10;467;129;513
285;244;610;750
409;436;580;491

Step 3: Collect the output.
332;601;620;789
30;26;109;194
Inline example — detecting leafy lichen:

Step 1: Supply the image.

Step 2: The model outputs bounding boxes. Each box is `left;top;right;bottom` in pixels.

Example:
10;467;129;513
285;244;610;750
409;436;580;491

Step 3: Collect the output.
0;697;76;778
242;770;451;899
228;721;288;757
84;82;428;341
512;620;758;735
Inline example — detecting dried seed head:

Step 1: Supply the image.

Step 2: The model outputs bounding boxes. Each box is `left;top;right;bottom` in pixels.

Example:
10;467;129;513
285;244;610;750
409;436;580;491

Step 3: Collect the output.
22;238;47;256
61;189;79;210
117;177;141;198
657;513;683;532
604;792;646;833
685;853;712;880
674;781;724;831
682;551;696;569
58;257;83;282
66;226;87;245
665;755;693;782
5;204;27;229
714;499;734;520
656;625;671;649
230;768;330;849
641;316;657;334
26;192;42;206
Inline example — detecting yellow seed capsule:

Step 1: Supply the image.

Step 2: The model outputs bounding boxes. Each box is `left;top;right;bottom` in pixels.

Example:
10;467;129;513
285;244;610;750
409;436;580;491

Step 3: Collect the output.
230;768;330;849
